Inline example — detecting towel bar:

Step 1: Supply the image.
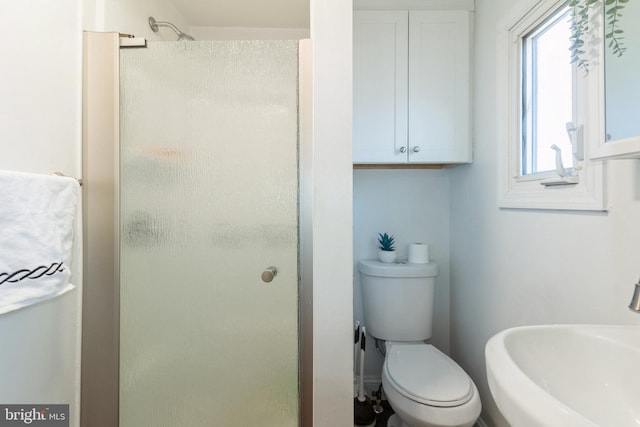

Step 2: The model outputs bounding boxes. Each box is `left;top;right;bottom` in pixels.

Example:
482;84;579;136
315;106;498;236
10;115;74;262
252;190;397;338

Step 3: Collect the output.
51;171;83;187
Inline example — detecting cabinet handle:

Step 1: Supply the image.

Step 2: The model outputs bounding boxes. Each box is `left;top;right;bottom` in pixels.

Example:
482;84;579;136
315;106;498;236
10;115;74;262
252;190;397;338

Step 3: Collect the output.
412;146;421;153
399;146;407;153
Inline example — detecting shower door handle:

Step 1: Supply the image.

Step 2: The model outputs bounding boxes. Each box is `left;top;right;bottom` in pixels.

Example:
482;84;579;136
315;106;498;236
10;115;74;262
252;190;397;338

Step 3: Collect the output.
261;267;278;283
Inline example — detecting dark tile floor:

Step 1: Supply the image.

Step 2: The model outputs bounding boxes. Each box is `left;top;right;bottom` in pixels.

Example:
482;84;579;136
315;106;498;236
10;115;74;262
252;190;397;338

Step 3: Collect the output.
355;399;395;427
373;400;394;427
357;399;482;427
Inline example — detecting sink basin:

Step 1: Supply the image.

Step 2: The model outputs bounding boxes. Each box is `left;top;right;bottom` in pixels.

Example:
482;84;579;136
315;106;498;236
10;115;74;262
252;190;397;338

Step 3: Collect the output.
485;324;640;427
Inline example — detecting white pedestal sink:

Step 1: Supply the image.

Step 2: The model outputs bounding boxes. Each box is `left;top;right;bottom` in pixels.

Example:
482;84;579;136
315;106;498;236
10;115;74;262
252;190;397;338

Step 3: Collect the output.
485;324;640;426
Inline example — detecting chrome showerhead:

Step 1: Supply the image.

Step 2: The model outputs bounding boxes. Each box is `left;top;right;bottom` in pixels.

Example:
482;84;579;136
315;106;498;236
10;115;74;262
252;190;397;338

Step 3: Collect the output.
177;33;195;41
149;16;195;41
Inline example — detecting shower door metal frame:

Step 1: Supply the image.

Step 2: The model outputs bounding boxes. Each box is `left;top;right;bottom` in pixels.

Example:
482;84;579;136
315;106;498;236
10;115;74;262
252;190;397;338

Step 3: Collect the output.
81;31;312;427
81;31;121;427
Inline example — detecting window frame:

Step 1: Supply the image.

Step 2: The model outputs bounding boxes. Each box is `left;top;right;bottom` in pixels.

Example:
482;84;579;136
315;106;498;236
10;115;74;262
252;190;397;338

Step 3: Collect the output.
588;2;640;160
521;4;575;176
497;0;606;211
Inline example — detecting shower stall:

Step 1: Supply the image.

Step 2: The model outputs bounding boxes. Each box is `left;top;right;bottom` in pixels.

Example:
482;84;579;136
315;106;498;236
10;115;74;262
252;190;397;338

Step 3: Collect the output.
82;32;310;426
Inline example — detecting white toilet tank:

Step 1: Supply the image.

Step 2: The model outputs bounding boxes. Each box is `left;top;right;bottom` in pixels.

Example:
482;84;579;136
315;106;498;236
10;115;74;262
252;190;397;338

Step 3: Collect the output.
358;260;439;342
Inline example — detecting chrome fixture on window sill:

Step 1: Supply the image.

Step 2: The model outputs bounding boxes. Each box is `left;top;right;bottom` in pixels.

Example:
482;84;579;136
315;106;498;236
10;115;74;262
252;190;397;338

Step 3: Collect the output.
540;122;583;187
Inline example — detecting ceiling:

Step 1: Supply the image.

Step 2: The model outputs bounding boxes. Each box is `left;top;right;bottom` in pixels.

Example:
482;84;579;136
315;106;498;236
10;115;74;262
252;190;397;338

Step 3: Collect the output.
171;0;310;28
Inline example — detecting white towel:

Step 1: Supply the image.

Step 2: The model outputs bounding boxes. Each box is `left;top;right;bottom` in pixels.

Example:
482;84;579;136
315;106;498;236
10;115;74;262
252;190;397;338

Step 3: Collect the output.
0;170;80;314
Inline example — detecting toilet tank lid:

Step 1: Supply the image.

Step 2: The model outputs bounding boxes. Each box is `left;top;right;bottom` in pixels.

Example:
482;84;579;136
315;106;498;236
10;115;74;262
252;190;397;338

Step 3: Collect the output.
358;260;438;278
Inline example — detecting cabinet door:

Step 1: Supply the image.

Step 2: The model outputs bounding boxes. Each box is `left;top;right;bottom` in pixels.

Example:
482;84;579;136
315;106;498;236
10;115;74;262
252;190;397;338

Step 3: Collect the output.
408;11;471;163
353;11;408;164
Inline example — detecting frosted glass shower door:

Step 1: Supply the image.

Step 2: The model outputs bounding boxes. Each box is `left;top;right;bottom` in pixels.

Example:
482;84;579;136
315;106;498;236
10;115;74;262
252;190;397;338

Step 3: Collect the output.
119;41;299;426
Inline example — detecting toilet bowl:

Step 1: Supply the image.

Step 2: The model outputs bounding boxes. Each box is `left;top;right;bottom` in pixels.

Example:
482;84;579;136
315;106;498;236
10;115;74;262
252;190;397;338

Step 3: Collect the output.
381;342;480;427
358;260;482;427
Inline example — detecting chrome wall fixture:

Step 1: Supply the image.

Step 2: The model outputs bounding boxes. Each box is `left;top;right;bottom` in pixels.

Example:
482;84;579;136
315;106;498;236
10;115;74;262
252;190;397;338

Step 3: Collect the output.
629;277;640;312
148;16;195;41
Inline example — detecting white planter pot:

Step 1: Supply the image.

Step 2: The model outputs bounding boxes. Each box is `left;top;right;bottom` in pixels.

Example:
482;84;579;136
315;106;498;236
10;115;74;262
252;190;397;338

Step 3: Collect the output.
378;250;397;263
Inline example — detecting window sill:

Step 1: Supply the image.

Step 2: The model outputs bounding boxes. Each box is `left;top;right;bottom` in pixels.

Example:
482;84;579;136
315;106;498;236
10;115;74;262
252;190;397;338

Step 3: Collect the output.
497;162;606;211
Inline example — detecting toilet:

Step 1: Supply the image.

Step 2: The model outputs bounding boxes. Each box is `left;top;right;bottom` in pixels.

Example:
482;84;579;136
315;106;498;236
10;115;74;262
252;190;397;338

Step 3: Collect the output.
358;260;481;427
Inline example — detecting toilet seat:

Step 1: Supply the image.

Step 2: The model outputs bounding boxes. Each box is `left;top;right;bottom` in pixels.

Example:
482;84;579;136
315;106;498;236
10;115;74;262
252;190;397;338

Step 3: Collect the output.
384;343;473;408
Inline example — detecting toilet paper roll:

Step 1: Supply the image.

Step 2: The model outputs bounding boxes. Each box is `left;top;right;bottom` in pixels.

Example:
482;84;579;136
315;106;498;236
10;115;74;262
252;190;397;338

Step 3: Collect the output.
408;243;429;264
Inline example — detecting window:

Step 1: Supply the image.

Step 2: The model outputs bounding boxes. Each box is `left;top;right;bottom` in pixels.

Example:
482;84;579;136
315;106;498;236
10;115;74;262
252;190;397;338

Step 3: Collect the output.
497;0;605;211
522;5;574;175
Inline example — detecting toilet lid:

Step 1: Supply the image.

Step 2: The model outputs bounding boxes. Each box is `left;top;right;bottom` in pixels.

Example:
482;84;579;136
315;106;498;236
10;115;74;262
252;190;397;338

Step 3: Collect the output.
384;344;473;407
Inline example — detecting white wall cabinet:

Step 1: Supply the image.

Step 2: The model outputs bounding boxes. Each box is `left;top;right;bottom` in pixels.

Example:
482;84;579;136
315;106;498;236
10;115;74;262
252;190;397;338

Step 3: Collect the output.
353;10;472;165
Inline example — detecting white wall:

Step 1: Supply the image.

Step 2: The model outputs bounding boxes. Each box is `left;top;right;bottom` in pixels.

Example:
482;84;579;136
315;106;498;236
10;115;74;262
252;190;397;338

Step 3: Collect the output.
353;169;451;381
310;0;354;424
85;0;189;40
0;0;83;426
86;0;309;42
450;0;640;425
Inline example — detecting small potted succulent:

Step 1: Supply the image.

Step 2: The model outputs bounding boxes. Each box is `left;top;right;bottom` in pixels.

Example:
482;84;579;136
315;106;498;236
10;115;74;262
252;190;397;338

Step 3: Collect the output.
377;232;397;263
